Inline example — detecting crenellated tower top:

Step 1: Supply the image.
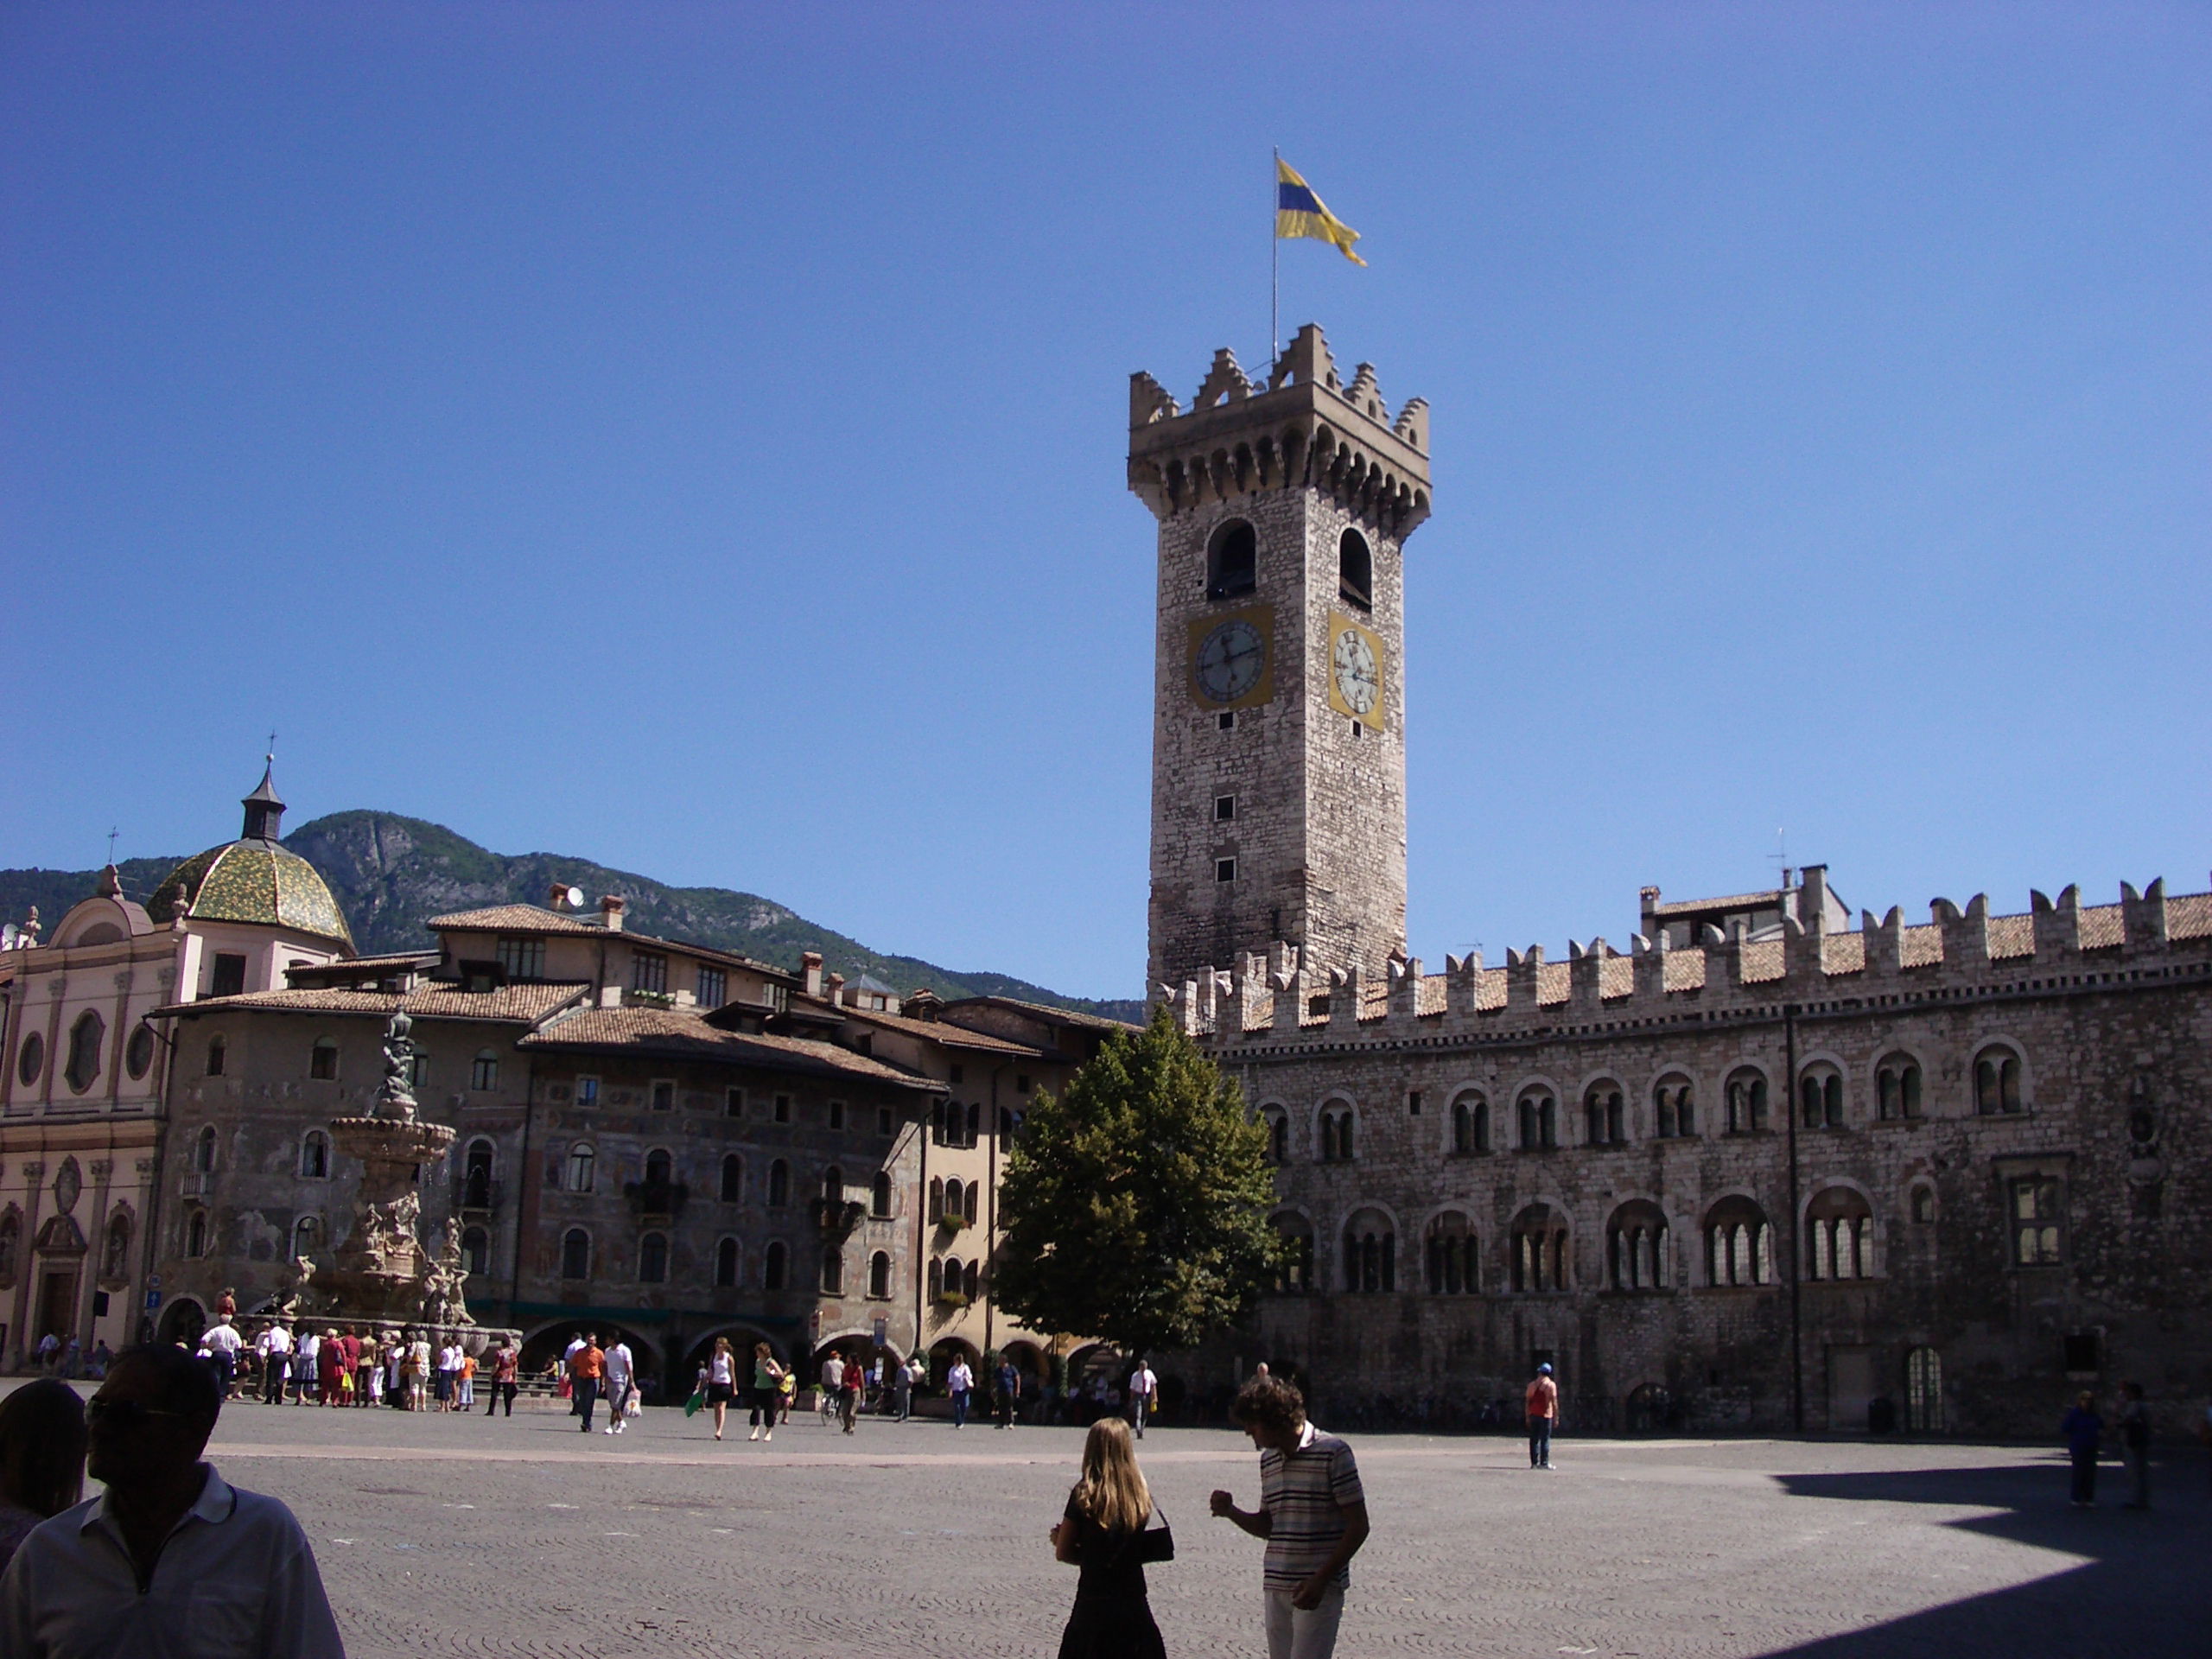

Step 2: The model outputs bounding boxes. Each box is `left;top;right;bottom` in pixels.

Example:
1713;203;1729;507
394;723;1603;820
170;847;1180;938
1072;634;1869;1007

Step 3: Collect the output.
1128;324;1431;537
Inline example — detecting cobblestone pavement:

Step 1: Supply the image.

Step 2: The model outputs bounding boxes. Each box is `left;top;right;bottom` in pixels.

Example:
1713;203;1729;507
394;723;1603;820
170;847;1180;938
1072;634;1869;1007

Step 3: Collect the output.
146;1399;2209;1656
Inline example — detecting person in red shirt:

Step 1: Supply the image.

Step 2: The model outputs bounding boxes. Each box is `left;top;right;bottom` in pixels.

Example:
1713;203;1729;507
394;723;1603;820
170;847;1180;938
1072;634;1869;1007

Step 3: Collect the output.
486;1340;520;1418
1524;1363;1560;1469
567;1336;607;1433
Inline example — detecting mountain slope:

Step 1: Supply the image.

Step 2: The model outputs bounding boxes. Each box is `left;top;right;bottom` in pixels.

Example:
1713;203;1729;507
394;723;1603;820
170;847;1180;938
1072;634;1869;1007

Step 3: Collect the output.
0;810;1145;1023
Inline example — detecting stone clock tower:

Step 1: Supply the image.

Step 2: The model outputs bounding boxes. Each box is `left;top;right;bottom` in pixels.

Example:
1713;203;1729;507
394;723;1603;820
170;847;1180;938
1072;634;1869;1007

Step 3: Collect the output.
1128;324;1432;994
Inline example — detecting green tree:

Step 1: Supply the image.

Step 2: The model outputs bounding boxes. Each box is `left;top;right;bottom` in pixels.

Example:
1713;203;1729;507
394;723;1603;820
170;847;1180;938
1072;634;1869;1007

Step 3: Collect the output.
993;1006;1283;1357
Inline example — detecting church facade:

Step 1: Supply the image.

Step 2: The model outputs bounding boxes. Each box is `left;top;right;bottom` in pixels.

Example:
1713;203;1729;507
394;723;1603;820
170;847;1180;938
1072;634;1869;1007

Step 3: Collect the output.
1133;327;2212;1438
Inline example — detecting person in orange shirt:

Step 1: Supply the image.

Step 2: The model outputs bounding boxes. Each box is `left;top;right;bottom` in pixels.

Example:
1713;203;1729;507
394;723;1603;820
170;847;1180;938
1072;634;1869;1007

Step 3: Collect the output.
1524;1363;1559;1469
567;1334;607;1433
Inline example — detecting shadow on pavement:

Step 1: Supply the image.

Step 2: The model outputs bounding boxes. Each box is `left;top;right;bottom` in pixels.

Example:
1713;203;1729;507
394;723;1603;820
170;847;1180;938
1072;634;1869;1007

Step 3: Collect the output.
1756;1456;2204;1658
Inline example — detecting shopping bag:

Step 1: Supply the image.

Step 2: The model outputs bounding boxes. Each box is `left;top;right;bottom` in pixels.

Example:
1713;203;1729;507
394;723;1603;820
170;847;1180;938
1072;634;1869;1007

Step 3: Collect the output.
556;1376;572;1400
683;1387;706;1418
626;1389;644;1418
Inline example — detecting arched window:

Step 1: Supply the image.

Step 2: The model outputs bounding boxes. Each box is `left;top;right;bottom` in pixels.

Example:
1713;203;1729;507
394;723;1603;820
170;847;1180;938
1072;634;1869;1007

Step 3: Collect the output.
821;1248;844;1295
193;1125;217;1173
203;1035;224;1077
102;1212;131;1281
65;1012;105;1092
868;1250;892;1299
927;1177;944;1224
1904;1347;1944;1433
1974;1046;2023;1115
1876;1053;1923;1121
1318;1106;1356;1162
720;1154;743;1203
766;1160;789;1207
871;1171;893;1217
822;1166;843;1205
1799;1066;1845;1129
1517;1089;1558;1151
1654;1077;1695;1138
461;1225;488;1276
1261;1107;1289;1164
1425;1211;1478;1294
462;1139;493;1207
764;1241;789;1290
1805;1188;1875;1281
1206;518;1257;601
1605;1201;1670;1291
471;1049;499;1091
1910;1184;1936;1224
126;1024;156;1081
944;1178;966;1224
715;1237;740;1287
308;1037;338;1081
1724;1069;1769;1135
299;1130;330;1179
1271;1212;1314;1294
1509;1205;1570;1293
560;1228;591;1280
639;1231;669;1283
645;1148;672;1187
185;1210;207;1258
1339;1207;1395;1294
1584;1084;1626;1146
1704;1197;1774;1287
1338;528;1372;610
16;1033;44;1088
565;1143;595;1193
1451;1091;1489;1154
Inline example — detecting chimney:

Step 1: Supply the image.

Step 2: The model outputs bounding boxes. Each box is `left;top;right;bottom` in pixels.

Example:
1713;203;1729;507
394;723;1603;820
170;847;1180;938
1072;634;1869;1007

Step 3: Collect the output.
1639;886;1661;941
1799;864;1830;936
801;951;824;998
548;884;572;913
827;971;847;1007
906;987;941;1022
598;894;625;932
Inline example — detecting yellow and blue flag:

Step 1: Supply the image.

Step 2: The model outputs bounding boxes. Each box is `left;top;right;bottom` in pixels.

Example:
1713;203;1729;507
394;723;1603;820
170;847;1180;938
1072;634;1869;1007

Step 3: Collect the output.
1275;157;1365;265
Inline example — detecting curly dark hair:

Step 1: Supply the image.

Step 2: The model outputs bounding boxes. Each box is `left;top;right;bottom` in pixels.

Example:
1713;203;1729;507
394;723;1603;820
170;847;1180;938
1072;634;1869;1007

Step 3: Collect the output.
1231;1375;1306;1435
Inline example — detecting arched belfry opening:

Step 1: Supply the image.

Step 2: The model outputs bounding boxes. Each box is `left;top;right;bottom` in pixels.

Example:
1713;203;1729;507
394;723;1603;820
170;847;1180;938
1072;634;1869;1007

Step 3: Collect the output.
1338;528;1372;610
1207;519;1257;601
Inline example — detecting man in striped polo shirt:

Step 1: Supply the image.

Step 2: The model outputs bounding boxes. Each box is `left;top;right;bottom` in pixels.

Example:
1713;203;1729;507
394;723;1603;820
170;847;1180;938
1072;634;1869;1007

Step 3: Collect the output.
1210;1376;1370;1659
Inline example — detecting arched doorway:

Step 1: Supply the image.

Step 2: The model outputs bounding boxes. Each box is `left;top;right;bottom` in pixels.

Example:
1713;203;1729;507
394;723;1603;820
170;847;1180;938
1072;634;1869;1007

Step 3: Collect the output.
1624;1382;1675;1434
157;1296;207;1350
927;1336;980;1391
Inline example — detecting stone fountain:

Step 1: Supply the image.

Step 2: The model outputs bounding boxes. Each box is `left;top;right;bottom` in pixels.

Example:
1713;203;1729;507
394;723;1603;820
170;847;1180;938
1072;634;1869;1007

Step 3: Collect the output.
299;1012;514;1356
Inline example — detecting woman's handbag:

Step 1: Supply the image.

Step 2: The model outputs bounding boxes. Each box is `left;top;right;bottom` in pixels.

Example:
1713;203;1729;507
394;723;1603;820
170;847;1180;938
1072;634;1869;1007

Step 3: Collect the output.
556;1375;572;1400
683;1386;706;1417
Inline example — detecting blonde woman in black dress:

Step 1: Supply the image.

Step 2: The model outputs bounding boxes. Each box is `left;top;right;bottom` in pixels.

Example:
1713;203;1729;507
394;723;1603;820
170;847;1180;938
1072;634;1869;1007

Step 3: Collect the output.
1050;1415;1173;1659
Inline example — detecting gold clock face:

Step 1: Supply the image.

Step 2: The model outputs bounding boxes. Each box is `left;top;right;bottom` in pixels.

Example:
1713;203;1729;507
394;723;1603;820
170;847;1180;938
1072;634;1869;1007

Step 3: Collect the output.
1325;612;1387;730
1187;604;1274;711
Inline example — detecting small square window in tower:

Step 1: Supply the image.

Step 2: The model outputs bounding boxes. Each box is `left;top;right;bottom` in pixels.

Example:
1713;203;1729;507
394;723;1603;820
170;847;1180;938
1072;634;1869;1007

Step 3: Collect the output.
1216;858;1237;883
1215;795;1236;823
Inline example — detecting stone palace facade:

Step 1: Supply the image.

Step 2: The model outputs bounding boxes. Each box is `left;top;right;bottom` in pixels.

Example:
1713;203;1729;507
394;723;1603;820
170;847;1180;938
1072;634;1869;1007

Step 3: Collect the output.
1133;327;2212;1438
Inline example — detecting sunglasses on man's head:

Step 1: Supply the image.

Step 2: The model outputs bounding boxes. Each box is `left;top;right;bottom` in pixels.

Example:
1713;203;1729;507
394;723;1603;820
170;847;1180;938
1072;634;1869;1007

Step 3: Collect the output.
86;1399;195;1427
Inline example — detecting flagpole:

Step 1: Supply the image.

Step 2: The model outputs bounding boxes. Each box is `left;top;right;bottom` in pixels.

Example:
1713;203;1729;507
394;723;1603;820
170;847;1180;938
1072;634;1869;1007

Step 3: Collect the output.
1270;145;1280;374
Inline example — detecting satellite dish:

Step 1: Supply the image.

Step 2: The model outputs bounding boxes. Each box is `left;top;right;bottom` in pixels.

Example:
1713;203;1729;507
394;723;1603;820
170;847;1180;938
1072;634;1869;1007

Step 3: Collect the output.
0;924;17;950
564;887;586;910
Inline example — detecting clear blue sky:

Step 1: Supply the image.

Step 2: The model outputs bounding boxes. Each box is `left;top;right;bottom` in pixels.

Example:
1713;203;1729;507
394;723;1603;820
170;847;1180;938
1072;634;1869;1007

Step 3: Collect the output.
4;3;2205;998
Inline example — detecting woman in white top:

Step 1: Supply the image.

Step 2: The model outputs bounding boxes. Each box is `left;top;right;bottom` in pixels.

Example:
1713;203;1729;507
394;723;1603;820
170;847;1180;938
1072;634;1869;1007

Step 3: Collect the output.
704;1337;741;1440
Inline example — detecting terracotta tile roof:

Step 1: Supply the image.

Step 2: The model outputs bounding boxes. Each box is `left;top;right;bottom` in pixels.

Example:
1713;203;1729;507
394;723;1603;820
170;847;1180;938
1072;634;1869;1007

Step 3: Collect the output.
941;995;1139;1033
1599;957;1635;998
1649;889;1781;917
429;903;608;934
1473;967;1508;1009
817;1000;1046;1056
156;982;590;1023
1416;976;1448;1016
1663;950;1707;991
1535;962;1569;1005
285;952;439;982
1821;934;1867;974
520;1007;945;1089
1739;941;1786;982
2078;904;2125;950
2169;893;2212;940
1898;925;1942;967
1986;915;2035;959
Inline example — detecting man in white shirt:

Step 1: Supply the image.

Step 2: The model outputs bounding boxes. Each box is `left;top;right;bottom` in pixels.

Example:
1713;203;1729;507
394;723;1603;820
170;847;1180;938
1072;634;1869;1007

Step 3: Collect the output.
946;1357;975;1428
202;1317;245;1398
819;1352;844;1425
257;1323;293;1406
0;1342;346;1657
1129;1360;1159;1439
601;1338;634;1435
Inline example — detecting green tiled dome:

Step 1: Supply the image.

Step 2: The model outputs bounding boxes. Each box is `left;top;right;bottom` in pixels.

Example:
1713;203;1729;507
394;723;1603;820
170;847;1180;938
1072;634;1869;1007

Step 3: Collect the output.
149;764;354;950
149;841;355;950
